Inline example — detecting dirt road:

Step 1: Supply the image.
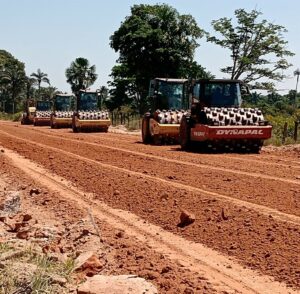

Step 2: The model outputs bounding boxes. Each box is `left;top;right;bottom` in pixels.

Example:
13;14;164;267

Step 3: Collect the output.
0;121;299;293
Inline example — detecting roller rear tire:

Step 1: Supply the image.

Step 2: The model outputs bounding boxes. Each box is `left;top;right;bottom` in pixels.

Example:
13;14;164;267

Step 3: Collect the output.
142;114;151;144
72;116;79;133
50;116;55;129
180;115;191;150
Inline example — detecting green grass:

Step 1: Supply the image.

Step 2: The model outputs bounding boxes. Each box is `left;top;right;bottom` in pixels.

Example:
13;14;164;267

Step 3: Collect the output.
0;243;76;293
0;242;11;253
265;114;300;146
0;111;22;122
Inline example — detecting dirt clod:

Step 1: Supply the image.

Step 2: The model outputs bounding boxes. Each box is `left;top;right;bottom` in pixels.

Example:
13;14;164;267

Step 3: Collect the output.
22;214;32;222
178;210;195;227
113;190;120;196
221;208;229;220
29;188;41;196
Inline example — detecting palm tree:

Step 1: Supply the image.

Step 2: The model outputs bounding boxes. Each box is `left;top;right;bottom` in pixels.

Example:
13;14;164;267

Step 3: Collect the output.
30;69;50;91
65;57;97;96
98;85;108;108
25;76;36;100
0;60;26;113
294;68;300;108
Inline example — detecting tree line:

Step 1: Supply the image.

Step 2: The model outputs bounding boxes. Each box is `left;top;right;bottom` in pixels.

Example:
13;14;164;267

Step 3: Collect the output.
0;4;297;116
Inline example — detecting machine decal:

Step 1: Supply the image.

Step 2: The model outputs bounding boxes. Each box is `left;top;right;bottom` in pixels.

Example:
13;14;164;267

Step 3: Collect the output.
216;129;264;136
193;131;205;137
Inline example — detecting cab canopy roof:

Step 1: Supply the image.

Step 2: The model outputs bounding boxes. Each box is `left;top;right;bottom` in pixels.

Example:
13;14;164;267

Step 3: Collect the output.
28;107;36;112
154;78;188;83
55;93;73;97
79;89;99;94
195;79;243;83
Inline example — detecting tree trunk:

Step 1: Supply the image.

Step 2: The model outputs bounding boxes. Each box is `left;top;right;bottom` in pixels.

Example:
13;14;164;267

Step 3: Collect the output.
294;121;299;142
282;122;288;144
295;75;299;108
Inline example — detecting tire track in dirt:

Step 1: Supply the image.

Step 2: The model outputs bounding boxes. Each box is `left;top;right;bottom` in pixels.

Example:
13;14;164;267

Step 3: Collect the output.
87;131;300;167
1;120;299;167
1;133;299;289
0;130;299;226
2;121;298;174
3;147;297;294
0;125;299;185
24;124;300;169
1;127;299;218
0;154;216;293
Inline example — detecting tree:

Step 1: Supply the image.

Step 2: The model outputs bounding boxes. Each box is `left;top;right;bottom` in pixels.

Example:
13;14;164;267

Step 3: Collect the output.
185;61;215;79
294;68;300;107
38;86;58;101
25;76;36;100
0;50;26;112
107;64;139;111
30;68;50;91
0;59;26;113
0;50;15;66
65;57;97;96
98;86;108;109
207;9;294;90
110;4;208;113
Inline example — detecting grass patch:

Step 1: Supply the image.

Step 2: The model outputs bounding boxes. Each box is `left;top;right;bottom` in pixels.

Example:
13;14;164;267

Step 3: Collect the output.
0;112;22;122
0;242;12;254
0;243;75;293
264;114;300;146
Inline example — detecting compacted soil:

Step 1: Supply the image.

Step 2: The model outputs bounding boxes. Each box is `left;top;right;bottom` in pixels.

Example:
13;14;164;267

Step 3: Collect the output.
0;120;299;293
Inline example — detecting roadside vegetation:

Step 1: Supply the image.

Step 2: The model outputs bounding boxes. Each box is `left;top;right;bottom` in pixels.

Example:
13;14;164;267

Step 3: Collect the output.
0;241;75;293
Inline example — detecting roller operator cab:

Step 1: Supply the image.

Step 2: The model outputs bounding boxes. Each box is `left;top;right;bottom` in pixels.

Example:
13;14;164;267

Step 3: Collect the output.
33;100;52;126
179;79;272;153
142;78;189;144
50;94;75;129
72;89;110;133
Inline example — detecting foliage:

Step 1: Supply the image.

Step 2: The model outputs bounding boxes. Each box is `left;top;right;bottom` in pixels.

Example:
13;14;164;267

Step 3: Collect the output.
266;113;297;140
25;76;36;100
109;4;209;113
65;57;97;96
242;90;299;116
107;64;138;111
0;51;26;113
0;50;58;114
0;111;22;122
184;61;215;80
0;242;11;253
0;50;15;66
30;68;50;90
0;243;75;293
38;86;59;101
207;9;294;90
98;85;109;109
111;108;141;130
243;90;300;144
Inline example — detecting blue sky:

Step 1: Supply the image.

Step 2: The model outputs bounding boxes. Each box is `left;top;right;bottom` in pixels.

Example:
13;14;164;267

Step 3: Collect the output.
1;0;299;93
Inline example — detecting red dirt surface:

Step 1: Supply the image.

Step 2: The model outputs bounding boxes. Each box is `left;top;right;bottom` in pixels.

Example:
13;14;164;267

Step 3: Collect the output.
0;121;299;293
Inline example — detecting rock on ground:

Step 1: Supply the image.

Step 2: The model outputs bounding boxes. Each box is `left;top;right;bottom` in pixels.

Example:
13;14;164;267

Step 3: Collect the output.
178;209;195;227
77;274;158;294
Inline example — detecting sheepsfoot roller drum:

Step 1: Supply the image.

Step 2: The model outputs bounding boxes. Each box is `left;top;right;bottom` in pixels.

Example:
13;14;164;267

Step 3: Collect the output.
179;79;272;153
50;94;75;129
33;101;52;126
72;90;111;133
142;78;189;145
